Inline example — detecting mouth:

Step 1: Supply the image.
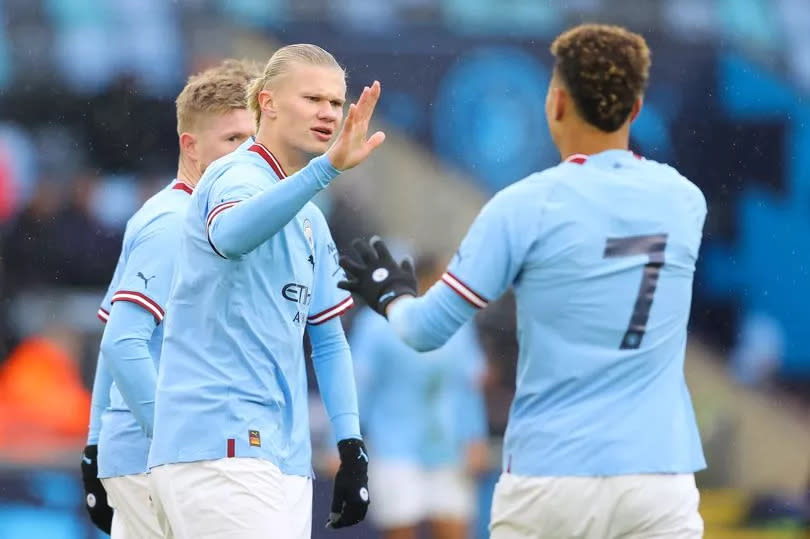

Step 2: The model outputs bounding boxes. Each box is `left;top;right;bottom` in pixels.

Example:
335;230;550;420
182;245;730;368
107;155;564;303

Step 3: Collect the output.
311;127;333;142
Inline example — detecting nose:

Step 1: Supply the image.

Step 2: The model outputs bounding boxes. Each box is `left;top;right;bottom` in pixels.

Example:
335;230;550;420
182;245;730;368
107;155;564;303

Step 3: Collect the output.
318;103;339;122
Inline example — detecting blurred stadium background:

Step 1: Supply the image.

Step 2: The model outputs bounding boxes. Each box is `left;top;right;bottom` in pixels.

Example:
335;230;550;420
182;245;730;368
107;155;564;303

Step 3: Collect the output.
0;0;809;537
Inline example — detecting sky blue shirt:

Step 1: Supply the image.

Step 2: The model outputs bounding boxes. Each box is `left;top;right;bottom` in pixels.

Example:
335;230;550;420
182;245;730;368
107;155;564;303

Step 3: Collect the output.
389;150;708;477
350;307;487;468
90;180;192;478
149;140;357;477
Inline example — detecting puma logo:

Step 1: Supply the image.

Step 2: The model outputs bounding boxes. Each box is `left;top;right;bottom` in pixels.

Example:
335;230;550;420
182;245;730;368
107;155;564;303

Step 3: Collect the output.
137;272;156;289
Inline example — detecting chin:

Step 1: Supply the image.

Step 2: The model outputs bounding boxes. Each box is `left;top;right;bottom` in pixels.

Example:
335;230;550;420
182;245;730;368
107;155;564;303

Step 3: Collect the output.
304;139;331;155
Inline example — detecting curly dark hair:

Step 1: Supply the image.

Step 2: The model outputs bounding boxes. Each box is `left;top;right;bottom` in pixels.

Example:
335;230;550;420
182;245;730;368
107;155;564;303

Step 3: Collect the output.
550;24;650;133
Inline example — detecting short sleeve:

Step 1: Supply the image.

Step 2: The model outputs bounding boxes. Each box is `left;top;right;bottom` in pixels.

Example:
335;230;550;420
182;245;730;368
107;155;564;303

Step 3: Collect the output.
307;212;353;325
110;215;183;324
442;189;532;309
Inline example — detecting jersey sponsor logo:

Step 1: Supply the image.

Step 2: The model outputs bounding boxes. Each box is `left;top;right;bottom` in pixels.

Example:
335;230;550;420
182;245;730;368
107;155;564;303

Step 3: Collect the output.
248;430;261;447
137;272;156;289
282;283;312;306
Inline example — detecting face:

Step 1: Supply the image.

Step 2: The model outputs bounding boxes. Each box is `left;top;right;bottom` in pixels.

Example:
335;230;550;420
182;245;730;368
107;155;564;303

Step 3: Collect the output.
193;108;255;173
263;63;346;156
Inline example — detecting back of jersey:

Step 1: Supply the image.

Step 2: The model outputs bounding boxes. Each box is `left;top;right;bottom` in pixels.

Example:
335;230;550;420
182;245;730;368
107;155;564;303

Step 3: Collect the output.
500;149;706;477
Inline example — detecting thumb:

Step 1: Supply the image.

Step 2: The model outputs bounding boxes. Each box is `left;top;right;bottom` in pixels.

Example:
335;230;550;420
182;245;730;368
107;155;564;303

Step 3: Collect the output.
364;131;386;154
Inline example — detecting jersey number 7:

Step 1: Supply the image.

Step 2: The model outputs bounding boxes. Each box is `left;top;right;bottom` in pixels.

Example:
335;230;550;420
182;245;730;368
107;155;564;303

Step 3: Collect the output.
603;234;669;350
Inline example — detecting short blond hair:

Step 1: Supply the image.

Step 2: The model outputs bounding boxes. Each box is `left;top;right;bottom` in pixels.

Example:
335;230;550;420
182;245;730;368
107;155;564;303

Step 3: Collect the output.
176;59;261;134
247;44;344;129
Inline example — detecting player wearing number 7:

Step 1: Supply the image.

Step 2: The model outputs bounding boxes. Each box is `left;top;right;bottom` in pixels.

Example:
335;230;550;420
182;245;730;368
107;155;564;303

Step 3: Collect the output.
340;24;707;539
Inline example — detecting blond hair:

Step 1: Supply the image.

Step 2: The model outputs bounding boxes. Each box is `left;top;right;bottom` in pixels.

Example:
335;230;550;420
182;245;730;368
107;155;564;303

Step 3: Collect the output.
247;44;344;129
176;59;261;134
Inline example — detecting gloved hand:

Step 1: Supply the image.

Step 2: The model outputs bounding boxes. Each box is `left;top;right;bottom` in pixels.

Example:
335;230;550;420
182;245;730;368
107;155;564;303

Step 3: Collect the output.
338;236;417;317
81;444;113;534
326;438;370;529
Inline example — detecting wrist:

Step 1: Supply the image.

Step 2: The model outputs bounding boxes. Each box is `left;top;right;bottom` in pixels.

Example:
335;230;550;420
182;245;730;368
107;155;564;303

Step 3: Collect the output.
310;154;343;188
384;294;414;318
331;413;361;443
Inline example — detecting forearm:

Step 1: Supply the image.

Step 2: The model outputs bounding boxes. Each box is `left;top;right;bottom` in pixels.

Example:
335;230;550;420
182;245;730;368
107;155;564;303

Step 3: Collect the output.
309;318;361;442
387;281;478;352
210;155;340;258
87;351;111;444
99;302;158;438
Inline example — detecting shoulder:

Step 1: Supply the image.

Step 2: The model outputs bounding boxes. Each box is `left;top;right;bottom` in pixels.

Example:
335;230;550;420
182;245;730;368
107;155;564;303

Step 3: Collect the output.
481;167;564;220
197;151;269;198
644;159;707;212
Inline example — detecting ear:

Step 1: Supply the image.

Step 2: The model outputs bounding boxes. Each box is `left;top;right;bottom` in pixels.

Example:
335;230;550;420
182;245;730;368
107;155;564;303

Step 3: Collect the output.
258;89;277;119
179;132;197;160
551;87;566;122
629;97;643;123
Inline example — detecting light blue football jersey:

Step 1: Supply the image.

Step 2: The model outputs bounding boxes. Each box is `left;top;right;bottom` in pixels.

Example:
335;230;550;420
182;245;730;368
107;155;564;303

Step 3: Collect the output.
441;150;707;476
96;179;193;478
148;139;352;477
350;307;487;468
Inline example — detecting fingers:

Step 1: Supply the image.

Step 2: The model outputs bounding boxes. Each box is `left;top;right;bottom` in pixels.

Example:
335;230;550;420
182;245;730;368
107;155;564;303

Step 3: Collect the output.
351;238;379;265
364;130;386;153
337;278;359;291
354;81;380;121
400;257;414;275
370;236;394;263
338;254;365;276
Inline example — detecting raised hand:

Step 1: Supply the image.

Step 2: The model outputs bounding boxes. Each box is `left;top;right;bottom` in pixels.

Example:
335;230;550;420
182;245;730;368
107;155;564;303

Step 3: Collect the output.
326;81;386;171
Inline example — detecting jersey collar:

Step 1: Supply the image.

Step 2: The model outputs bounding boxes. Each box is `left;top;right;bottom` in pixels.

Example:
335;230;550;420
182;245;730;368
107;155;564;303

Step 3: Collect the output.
172;180;194;194
248;141;288;180
564;150;643;165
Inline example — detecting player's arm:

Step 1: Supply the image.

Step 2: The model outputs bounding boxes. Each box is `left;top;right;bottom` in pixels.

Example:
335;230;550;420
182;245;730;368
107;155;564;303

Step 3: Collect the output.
87;349;111;446
306;217;369;529
207;156;342;259
99;217;179;437
99;302;158;437
208;82;385;260
340;191;528;351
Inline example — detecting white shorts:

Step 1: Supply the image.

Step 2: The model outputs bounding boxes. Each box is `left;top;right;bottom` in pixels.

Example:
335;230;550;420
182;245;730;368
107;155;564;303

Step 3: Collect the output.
490;473;704;539
368;460;475;528
149;458;312;539
100;473;163;539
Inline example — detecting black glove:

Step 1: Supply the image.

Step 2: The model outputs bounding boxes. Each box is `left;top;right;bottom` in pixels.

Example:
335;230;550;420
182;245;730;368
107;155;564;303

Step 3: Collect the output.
81;444;113;534
326;438;370;529
338;237;417;316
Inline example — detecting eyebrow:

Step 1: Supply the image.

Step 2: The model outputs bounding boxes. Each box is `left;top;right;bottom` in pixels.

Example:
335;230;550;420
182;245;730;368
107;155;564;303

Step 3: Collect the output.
302;91;345;105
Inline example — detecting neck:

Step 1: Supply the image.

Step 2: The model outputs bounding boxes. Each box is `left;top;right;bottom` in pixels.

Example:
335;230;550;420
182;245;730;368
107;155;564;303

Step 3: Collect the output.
557;122;631;161
255;124;307;175
176;154;201;187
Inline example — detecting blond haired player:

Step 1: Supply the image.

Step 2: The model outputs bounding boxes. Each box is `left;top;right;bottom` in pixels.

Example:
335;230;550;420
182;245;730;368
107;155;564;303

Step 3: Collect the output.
148;43;384;538
82;59;257;538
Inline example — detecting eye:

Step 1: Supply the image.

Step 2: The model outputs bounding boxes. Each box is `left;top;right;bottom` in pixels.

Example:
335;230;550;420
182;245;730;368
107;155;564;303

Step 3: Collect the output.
227;136;240;142
331;100;343;107
305;96;319;102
